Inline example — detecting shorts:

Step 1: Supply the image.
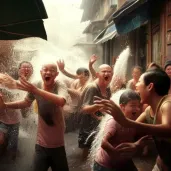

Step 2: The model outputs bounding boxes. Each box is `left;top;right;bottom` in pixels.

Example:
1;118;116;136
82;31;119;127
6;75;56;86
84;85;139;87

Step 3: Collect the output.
0;122;19;151
33;144;69;171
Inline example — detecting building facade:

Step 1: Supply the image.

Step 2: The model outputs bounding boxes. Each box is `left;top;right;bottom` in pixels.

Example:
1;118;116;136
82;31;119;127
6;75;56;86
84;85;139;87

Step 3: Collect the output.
80;0;147;79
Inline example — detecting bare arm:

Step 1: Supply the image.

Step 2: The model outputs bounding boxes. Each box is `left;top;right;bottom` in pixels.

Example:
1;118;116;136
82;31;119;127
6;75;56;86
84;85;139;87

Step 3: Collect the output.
19;78;66;107
57;60;77;79
60;69;77;79
81;104;104;115
5;99;32;109
95;99;171;137
89;55;97;80
33;88;66;107
136;111;146;122
123;102;171;137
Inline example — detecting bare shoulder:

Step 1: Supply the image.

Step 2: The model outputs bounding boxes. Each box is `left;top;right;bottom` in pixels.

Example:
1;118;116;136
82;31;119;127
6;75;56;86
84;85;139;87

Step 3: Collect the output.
161;100;171;113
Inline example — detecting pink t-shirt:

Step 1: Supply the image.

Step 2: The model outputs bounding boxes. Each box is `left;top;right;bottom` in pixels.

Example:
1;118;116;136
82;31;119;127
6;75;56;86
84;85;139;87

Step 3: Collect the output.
26;80;69;148
37;108;65;148
95;118;136;168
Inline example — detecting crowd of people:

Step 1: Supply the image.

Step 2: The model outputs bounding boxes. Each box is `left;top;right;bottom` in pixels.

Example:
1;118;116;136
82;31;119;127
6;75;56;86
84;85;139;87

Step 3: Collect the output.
0;55;170;171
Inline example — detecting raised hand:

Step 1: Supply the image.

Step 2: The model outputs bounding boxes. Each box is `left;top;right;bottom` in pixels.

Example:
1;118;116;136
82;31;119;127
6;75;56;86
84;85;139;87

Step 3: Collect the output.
89;54;98;65
57;59;65;71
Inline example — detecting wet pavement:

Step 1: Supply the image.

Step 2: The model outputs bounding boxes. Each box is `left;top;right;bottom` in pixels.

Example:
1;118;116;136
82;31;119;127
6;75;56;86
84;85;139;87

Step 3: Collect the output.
65;131;156;171
0;130;156;171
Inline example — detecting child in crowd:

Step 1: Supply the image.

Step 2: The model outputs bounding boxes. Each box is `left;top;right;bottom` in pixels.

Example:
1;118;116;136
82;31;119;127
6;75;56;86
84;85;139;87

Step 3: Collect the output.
127;66;143;91
93;89;144;171
0;63;69;171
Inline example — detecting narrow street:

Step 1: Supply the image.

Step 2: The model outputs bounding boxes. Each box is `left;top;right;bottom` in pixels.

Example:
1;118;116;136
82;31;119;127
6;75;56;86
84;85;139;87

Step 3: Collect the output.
65;131;156;171
0;130;157;171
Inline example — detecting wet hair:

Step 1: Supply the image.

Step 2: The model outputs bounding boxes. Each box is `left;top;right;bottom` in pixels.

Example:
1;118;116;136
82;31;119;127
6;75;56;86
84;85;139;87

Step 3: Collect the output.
119;89;140;105
147;62;163;70
76;67;90;77
18;61;33;70
132;66;143;73
143;69;170;96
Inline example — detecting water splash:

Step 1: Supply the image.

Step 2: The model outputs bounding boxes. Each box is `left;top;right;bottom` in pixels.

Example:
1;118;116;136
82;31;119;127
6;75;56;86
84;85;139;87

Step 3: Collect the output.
0;73;17;89
0;1;91;170
88;89;126;167
110;46;130;93
88;47;131;167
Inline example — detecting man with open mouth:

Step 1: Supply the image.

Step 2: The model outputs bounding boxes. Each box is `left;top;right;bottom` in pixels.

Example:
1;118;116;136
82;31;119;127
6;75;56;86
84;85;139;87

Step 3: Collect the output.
78;64;113;161
0;63;70;171
95;69;171;171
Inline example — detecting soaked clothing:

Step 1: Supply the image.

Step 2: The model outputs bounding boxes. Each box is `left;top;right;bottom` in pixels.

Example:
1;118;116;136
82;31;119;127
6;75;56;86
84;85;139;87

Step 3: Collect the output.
26;80;69;171
78;83;111;148
144;106;154;124
95;118;136;170
33;145;69;171
26;80;69;148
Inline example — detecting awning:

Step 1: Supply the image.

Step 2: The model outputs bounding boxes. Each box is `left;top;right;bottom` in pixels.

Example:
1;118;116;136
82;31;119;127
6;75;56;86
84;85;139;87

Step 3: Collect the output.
112;0;150;34
94;24;117;44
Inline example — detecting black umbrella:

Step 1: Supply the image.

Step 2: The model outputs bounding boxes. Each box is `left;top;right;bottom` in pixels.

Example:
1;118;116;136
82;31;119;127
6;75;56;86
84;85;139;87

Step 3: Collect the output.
0;0;48;40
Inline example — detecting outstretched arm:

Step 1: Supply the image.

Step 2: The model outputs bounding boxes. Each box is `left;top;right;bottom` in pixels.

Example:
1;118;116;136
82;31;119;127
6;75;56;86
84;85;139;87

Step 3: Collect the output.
0;94;32;109
19;78;66;107
57;59;77;79
94;98;171;137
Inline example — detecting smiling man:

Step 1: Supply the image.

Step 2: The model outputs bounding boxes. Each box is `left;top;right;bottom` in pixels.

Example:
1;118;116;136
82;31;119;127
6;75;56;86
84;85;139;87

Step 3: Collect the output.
0;63;70;171
78;64;113;161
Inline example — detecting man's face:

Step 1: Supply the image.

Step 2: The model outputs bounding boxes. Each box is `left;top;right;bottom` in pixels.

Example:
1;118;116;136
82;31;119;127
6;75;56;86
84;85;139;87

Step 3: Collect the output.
18;63;33;80
165;65;171;79
77;73;89;82
98;66;113;85
136;74;149;104
40;64;58;86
